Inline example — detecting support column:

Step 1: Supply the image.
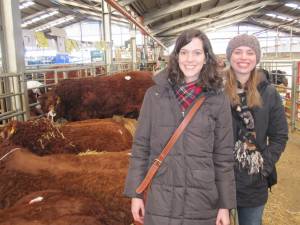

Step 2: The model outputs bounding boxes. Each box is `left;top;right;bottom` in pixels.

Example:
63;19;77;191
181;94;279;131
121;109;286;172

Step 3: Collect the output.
291;61;298;131
130;23;137;71
102;0;112;74
141;35;149;70
154;45;162;61
144;35;148;63
0;0;28;120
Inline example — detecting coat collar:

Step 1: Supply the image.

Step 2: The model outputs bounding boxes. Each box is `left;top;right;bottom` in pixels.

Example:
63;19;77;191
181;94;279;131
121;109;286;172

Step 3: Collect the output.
257;77;270;93
153;68;220;97
153;68;171;88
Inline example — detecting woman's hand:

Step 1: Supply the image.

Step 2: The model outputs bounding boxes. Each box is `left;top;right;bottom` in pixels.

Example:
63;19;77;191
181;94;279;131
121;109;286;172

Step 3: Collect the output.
131;198;145;224
216;208;230;225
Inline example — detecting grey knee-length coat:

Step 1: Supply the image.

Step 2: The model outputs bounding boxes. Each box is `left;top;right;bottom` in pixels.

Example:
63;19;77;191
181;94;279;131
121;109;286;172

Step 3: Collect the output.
124;71;236;225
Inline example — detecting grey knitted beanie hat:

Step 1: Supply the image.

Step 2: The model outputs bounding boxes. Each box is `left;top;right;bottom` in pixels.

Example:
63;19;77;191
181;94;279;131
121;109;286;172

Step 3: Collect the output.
226;34;261;64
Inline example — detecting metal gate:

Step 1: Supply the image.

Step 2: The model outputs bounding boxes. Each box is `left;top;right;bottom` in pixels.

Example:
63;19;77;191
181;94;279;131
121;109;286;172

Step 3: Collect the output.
0;72;27;124
260;60;300;132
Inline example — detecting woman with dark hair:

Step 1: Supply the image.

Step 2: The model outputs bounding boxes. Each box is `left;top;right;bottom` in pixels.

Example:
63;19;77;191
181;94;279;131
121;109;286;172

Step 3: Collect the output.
224;34;288;225
124;29;236;225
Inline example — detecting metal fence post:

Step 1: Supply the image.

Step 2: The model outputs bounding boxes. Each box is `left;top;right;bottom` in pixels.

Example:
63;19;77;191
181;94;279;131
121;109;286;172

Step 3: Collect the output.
291;61;298;132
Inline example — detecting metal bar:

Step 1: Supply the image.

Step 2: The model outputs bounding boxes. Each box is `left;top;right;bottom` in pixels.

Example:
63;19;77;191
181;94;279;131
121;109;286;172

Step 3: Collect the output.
0;92;22;98
0;73;22;78
291;62;298;131
0;110;26;122
0;110;17;117
104;0;167;49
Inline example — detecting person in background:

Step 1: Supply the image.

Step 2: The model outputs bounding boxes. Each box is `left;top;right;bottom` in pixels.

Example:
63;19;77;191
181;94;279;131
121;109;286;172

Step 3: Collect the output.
154;56;166;72
257;68;270;82
224;34;288;225
216;56;227;73
124;28;236;225
270;70;288;87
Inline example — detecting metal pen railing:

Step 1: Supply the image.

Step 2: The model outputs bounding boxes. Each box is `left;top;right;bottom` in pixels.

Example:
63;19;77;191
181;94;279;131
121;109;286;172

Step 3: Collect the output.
260;60;300;132
0;72;27;124
1;61;156;124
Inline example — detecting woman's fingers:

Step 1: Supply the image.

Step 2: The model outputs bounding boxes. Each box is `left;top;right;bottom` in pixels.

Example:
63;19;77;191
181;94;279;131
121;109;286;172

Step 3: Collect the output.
131;198;145;224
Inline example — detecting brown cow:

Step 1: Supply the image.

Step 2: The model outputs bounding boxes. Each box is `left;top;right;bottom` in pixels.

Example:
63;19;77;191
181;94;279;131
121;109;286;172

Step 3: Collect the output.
39;71;154;121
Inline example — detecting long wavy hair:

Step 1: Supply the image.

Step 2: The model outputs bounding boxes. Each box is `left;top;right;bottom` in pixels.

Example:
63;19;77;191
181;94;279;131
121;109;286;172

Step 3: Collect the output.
224;67;262;108
167;29;222;90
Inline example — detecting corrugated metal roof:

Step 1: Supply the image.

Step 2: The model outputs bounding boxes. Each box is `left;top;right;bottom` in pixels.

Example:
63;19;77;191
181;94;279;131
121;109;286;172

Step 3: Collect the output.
20;0;300;46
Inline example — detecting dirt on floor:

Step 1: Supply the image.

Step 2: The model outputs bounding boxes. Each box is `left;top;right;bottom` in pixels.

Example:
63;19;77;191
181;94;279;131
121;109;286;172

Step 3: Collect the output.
262;131;300;225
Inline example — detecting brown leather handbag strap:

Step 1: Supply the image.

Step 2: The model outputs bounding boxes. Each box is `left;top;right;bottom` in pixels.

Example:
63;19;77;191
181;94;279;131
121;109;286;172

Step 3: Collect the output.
136;95;206;194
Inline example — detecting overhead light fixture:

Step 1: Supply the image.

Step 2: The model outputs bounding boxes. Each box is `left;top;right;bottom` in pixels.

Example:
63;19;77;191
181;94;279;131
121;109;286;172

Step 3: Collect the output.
34;16;75;32
266;13;294;21
277;15;292;21
285;3;299;9
22;10;59;28
20;0;35;10
266;13;276;18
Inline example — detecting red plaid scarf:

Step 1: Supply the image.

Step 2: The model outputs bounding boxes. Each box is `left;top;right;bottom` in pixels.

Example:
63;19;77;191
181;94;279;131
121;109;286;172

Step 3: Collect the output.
174;80;203;111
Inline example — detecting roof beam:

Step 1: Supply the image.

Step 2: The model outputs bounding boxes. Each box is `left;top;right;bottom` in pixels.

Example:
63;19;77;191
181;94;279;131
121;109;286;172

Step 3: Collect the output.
263;10;300;22
202;15;251;32
144;0;211;25
161;7;258;36
152;0;268;35
22;8;58;21
164;12;254;45
251;18;300;33
53;0;101;12
118;0;137;7
105;0;167;49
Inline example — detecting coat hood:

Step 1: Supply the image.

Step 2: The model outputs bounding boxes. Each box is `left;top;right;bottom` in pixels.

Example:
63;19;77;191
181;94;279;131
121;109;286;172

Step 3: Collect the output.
257;70;271;93
153;68;170;87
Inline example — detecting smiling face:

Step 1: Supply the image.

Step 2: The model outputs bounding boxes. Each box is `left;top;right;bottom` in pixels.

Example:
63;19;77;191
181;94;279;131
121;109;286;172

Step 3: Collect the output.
230;46;257;80
178;38;206;83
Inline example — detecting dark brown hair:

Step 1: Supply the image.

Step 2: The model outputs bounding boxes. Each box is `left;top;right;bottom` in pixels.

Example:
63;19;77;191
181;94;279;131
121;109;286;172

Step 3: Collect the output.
167;29;222;90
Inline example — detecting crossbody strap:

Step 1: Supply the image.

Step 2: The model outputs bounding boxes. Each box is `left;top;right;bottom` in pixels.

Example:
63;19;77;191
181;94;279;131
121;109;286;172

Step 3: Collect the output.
136;95;206;194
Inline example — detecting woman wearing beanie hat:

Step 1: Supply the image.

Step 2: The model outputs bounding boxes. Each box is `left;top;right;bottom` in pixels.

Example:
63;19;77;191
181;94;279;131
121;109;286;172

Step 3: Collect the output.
224;34;288;225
